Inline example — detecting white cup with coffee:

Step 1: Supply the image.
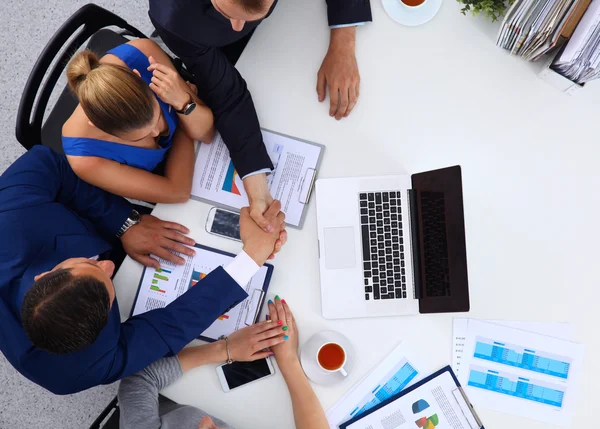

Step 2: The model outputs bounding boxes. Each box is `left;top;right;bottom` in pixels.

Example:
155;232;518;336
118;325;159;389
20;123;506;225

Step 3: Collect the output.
398;0;427;9
316;342;348;377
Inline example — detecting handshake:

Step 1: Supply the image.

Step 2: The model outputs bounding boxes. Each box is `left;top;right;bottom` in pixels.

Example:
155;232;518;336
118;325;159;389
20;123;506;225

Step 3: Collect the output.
121;201;288;268
240;200;288;266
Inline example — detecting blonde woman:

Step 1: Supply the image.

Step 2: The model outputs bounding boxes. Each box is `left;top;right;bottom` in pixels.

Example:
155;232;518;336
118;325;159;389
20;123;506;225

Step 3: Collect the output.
62;38;214;204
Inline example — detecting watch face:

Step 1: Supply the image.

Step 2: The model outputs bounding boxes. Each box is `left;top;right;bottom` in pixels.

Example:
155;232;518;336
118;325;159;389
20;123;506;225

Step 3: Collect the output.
184;102;197;115
130;210;141;222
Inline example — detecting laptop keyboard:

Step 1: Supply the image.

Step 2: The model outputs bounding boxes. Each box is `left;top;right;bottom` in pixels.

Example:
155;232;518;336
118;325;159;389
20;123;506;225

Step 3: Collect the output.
359;191;407;301
420;191;451;297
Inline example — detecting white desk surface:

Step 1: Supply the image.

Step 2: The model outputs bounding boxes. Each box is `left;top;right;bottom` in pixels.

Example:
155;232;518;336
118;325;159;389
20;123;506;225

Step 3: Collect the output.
114;0;600;428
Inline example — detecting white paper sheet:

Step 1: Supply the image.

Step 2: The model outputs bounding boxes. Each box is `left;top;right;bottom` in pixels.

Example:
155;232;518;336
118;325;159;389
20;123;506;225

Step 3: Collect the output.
457;320;584;426
132;247;269;341
327;342;428;429
452;319;574;375
345;371;475;429
191;131;322;227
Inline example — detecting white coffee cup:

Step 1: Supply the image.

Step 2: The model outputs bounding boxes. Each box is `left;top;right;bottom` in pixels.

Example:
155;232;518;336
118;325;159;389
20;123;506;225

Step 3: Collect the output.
316;342;348;377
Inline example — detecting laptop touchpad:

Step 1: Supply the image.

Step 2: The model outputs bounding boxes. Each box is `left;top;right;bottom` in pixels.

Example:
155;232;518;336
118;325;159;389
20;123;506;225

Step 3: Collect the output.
324;227;356;270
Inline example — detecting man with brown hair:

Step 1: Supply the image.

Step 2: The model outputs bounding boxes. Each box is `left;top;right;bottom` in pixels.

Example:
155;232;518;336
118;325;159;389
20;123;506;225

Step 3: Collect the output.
148;0;371;229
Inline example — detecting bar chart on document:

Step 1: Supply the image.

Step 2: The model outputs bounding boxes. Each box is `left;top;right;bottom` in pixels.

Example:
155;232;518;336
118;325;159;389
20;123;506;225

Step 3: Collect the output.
326;342;427;429
458;320;584;425
132;246;270;341
346;358;419;421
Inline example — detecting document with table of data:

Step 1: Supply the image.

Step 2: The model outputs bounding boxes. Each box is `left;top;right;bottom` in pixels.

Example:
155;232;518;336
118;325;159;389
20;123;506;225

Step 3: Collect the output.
341;367;483;429
452;318;574;375
327;342;428;429
457;320;584;426
191;130;324;228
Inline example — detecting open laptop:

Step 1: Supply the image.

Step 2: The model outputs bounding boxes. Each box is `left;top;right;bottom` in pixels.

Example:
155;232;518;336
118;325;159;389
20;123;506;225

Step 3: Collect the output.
316;166;469;319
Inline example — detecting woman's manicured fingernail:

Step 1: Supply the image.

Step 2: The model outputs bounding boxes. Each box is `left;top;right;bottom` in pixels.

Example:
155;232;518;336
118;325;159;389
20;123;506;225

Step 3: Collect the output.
269;353;275;357
275;295;280;300
266;225;274;232
281;299;286;304
282;326;288;331
268;300;273;305
277;320;283;325
284;336;289;340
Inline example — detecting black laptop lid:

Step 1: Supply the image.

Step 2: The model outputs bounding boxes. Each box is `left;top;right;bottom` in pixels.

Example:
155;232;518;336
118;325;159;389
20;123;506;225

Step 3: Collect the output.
410;166;470;313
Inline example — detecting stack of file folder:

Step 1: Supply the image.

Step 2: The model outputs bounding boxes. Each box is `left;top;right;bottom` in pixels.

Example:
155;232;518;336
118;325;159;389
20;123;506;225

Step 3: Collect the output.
496;0;592;61
552;0;600;83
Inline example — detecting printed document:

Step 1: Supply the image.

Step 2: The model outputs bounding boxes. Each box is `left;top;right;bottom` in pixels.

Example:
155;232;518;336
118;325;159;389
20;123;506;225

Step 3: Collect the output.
452;319;574;375
457;320;584;426
132;246;269;341
327;342;428;429
344;370;477;429
192;131;322;227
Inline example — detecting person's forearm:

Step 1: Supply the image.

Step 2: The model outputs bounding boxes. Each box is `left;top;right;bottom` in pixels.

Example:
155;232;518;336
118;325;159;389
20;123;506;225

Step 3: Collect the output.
178;341;227;372
330;27;356;51
164;128;195;201
177;93;216;143
243;174;272;206
279;359;329;429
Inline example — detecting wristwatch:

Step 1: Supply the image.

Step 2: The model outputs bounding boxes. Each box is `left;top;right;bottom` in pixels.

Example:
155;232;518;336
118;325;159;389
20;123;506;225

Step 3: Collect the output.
116;209;141;238
175;95;196;116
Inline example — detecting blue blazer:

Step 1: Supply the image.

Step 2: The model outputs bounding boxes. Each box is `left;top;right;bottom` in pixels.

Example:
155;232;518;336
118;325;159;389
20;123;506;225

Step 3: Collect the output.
0;146;248;395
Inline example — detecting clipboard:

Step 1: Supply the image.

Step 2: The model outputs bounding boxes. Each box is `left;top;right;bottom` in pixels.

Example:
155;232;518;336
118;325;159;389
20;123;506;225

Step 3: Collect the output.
191;128;325;229
340;366;484;429
129;243;274;343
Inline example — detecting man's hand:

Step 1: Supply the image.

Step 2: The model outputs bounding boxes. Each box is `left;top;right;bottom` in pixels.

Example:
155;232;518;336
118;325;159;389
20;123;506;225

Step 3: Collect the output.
121;214;196;268
243;173;275;232
241;201;287;266
317;27;360;121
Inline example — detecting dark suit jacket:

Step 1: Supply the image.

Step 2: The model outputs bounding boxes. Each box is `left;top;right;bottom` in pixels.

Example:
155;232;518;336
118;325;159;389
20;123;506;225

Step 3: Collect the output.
0;146;248;394
149;0;372;178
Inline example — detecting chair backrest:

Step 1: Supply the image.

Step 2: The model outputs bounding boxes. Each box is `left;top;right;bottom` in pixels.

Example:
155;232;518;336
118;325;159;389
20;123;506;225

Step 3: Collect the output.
16;4;146;150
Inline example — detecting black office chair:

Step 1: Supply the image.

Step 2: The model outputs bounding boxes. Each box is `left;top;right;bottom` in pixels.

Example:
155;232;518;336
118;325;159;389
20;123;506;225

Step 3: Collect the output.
89;394;179;429
16;3;192;154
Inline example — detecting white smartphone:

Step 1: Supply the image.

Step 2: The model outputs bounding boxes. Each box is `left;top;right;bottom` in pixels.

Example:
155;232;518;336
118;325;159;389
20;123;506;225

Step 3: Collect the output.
205;207;241;242
216;358;276;392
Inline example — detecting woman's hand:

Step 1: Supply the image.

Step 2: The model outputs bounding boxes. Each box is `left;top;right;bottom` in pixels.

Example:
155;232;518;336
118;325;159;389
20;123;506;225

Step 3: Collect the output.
226;319;287;362
267;296;299;366
147;56;193;111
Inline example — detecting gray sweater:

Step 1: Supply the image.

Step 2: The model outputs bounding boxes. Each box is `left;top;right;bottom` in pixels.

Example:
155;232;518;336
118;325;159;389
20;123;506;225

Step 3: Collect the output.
118;357;234;429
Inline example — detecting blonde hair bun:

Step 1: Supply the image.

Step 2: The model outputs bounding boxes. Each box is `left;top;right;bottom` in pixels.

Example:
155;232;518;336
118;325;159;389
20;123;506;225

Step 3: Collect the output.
66;50;100;95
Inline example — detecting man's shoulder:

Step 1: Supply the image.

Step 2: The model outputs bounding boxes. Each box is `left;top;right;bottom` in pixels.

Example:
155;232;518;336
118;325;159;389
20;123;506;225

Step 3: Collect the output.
3;146;61;178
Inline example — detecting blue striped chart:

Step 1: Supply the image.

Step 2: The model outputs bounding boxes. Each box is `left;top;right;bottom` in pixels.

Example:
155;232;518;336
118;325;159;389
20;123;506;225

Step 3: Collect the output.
473;336;571;379
346;360;419;420
468;365;565;408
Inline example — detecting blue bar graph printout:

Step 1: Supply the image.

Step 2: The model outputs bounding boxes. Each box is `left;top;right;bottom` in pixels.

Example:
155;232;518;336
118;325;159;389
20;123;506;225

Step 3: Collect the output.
346;360;419;420
473;336;571;379
468;366;565;408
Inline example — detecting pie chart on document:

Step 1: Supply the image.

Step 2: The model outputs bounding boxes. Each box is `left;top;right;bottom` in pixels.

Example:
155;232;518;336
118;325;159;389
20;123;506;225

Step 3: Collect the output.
382;0;443;27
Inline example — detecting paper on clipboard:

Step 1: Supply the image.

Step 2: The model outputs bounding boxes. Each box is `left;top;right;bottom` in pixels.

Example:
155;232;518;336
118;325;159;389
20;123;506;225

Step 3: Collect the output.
191;130;324;228
326;342;428;429
341;367;483;429
130;244;272;342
